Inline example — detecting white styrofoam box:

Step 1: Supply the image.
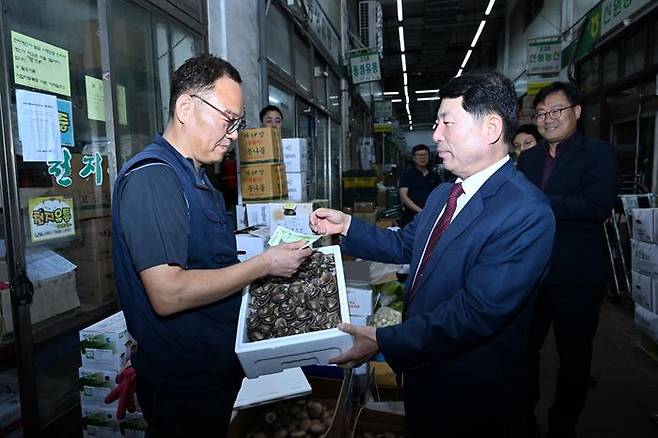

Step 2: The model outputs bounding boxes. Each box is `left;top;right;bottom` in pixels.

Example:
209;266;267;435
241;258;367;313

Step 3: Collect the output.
635;304;658;342
80;312;135;372
245;203;270;227
631;240;658;277
346;286;373;316
632;271;653;311
632;208;658;243
79;368;118;406
286;172;307;202
233;367;311;410
269;202;313;236
350;315;368;327
236;204;248;230
236;234;266;262
235;245;353;379
282;138;308;173
82;405;146;438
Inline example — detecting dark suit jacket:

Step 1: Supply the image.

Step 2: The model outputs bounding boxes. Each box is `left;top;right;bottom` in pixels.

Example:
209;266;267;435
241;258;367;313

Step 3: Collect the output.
342;161;555;430
517;131;619;285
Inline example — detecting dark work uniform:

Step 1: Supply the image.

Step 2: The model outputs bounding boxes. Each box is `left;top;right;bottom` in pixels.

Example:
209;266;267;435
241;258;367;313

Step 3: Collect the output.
517;131;619;438
112;134;244;437
398;167;441;227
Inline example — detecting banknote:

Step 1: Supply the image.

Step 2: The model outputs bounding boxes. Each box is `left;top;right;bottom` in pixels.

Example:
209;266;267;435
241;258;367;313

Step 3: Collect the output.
268;225;321;247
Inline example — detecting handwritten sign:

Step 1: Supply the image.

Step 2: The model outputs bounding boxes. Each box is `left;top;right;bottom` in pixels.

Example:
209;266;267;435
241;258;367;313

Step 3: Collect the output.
11;31;70;96
85;75;105;122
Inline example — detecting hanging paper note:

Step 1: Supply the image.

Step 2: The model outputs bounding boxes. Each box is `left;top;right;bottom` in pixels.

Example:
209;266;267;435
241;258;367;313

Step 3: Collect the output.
57;99;74;146
11;31;71;97
28;196;75;242
85;75;105;122
16;89;62;162
117;84;128;125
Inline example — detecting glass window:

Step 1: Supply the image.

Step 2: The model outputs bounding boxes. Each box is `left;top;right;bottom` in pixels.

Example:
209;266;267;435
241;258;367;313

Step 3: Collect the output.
328;71;340;117
268;84;295;138
624;29;646;77
313;57;327;106
266;5;292;75
652;20;658;65
580;55;600;93
602;46;619;84
293;33;311;92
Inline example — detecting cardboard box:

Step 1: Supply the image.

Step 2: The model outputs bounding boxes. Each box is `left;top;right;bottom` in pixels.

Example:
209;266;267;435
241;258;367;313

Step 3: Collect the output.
229;375;349;438
286;172;308;202
235;246;353;379
82;405;146;438
236;233;266;262
269;202;314;236
0;260;79;335
632;271;653;311
635;304;658;342
351;407;408;437
240;163;288;202
76;258;116;303
346;286;373;316
60;216;112;261
282;138;308;173
343;260;371;287
631;240;658;277
80;312;135;372
354;202;376;213
238;128;283;164
632;208;658;243
79;368;118;406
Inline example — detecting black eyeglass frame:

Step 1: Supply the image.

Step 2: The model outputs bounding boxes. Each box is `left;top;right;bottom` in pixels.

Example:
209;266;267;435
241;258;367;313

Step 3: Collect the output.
190;94;246;134
533;105;577;123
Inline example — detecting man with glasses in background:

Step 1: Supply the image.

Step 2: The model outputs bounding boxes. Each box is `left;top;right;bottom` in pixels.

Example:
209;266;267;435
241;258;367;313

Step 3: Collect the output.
398;144;442;227
111;54;311;437
517;82;619;438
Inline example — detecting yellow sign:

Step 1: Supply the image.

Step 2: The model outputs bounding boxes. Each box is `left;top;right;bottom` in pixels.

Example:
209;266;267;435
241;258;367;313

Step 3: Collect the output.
85;75;105;122
117;84;128;125
374;123;393;133
28;196;75;242
11;31;71;96
527;80;553;96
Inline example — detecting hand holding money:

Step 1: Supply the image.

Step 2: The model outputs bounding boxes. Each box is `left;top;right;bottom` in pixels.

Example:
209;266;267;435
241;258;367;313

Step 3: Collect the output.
268;225;321;248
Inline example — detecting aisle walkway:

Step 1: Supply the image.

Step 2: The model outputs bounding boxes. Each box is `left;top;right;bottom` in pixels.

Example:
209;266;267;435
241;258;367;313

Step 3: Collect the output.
536;298;658;438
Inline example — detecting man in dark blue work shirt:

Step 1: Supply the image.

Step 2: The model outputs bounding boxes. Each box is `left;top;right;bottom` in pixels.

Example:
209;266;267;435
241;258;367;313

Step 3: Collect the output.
111;54;311;437
398;144;441;226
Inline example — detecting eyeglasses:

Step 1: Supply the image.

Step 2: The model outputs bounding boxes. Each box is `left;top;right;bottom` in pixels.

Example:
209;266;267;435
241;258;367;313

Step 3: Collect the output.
533;105;577;123
414;153;429;158
190;94;246;134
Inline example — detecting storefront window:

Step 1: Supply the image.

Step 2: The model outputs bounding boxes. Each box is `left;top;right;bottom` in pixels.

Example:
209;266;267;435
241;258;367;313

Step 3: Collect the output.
268;84;295;138
623;29;646;77
328;71;340;117
652;20;658;65
313;57;327;106
602;46;619;85
293;33;311;92
266;5;292;75
581;55;600;93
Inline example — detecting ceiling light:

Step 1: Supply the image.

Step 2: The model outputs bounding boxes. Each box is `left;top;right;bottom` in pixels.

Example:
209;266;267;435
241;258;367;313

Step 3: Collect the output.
456;69;463;77
415;89;440;94
383;91;399;96
410;126;413;131
417;96;441;101
391;98;402;103
401;54;407;72
398;26;405;53
404;85;409;98
397;0;403;21
461;49;472;68
405;103;410;113
471;20;486;47
485;0;496;15
403;72;408;86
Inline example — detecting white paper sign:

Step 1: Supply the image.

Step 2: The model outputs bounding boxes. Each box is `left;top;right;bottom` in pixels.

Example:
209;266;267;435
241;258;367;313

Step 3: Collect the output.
16;89;62;162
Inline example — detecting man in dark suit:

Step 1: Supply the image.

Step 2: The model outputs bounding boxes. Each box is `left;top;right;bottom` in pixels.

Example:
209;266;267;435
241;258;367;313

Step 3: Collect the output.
310;71;555;437
517;82;619;438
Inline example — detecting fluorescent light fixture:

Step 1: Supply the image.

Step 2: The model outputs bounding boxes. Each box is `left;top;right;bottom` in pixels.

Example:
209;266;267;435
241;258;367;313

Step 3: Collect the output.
417;96;441;101
456;69;463;77
403;72;408;86
410;126;414;131
391;98;402;103
383;91;400;96
397;0;403;21
405;103;410;113
401;54;407;72
415;89;440;94
404;85;409;98
461;49;472;68
471;20;486;47
398;26;406;53
485;0;496;15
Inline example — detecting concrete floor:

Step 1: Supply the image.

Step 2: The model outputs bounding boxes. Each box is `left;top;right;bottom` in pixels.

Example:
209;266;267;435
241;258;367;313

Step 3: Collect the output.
536;297;658;438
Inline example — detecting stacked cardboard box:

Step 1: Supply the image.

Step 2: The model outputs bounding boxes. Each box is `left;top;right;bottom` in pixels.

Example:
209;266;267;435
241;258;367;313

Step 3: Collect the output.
282;138;308;202
239;128;288;202
630;208;658;342
79;312;146;437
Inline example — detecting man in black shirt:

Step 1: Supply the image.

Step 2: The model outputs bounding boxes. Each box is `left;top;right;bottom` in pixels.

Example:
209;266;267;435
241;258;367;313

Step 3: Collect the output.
398;144;441;227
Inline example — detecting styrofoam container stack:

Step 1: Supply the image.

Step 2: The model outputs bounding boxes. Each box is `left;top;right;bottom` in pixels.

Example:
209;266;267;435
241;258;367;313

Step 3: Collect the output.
631;208;658;342
235;245;353;379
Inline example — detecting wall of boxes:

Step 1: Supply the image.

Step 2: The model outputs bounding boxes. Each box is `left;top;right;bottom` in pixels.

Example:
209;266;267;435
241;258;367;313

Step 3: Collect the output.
630;208;658;343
